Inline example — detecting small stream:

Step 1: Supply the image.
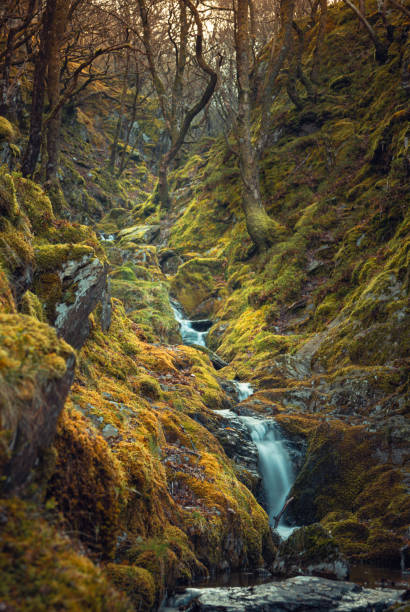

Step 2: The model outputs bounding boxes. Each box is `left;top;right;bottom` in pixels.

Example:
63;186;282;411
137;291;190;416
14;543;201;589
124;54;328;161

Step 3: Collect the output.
171;301;212;347
172;302;297;539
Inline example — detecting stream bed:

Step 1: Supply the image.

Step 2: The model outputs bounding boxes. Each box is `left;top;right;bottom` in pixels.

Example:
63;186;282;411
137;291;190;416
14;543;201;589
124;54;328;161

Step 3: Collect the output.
167;301;409;610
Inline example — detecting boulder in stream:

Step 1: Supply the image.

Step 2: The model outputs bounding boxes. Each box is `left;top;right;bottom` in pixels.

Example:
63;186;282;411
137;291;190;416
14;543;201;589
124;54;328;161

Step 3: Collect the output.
272;523;349;580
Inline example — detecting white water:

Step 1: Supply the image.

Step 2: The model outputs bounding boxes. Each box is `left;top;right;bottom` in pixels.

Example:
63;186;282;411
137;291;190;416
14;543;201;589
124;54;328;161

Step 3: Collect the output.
232;381;254;402
240;416;297;539
171;302;297;539
171;302;210;347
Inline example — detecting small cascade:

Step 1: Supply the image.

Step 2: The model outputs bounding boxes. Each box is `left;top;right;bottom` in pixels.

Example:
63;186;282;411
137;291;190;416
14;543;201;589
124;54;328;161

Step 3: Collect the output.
171;301;212;347
240;416;297;539
231;381;254;402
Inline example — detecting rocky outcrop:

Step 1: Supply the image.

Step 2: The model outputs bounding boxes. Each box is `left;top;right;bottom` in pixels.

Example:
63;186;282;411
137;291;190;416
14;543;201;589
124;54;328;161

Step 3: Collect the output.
165;576;406;611
54;254;110;349
34;245;111;350
0;314;75;494
272;524;349;580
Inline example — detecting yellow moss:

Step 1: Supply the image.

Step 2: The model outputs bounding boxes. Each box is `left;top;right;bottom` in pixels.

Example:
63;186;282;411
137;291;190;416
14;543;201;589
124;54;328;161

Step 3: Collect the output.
35;243;95;272
105;564;155;611
20;290;45;321
0;116;15;142
0;498;131;611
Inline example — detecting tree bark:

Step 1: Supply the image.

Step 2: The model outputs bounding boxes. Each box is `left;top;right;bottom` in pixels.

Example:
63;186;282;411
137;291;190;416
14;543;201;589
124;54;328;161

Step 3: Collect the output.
22;1;54;177
236;0;275;251
45;0;70;182
109;51;130;172
256;0;295;155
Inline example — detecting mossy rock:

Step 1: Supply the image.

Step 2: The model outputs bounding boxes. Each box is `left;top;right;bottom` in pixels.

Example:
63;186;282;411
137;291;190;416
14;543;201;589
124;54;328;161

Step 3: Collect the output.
273;523;348;580
170;257;226;317
105;564;155;611
0;116;16;142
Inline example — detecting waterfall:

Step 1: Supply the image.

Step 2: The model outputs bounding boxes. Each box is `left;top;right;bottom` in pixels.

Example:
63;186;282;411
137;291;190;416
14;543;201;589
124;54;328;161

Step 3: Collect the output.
171;302;212;347
171;302;297;539
240;416;297;539
231;381;254;401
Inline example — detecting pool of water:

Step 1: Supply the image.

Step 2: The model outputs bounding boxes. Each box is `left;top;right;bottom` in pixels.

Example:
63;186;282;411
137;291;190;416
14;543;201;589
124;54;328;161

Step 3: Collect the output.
188;564;410;591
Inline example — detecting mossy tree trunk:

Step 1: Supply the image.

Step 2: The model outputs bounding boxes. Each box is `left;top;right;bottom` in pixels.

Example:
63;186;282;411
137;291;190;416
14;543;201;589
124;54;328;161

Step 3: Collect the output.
235;0;275;251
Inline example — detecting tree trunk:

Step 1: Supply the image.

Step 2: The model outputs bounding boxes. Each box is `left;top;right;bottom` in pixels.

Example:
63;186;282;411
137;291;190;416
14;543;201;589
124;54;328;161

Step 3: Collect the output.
343;0;388;63
22;2;55;177
45;0;70;183
155;155;171;209
109;52;130;172
236;0;274;251
310;0;327;83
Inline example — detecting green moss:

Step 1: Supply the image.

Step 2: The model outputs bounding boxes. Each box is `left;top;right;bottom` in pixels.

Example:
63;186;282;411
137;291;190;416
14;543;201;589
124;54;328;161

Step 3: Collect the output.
0;116;16;142
35;243;95;272
0;498;131;611
105;564;155;611
14;177;54;234
20;290;45;321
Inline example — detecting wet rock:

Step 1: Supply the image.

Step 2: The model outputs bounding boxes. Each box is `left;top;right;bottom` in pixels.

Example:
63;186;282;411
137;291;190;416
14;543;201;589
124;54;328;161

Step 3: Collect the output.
273;524;349;580
158;248;184;274
165;576;405;611
54;255;109;349
209;410;261;494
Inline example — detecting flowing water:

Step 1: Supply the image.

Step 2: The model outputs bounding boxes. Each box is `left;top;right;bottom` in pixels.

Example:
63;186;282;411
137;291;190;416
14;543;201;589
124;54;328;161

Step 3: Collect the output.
172;304;297;538
171;301;211;347
240;416;297;539
231;380;254;402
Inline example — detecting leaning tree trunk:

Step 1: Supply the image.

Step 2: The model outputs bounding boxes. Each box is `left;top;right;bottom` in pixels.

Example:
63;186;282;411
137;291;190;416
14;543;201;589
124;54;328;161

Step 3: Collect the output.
236;0;274;251
343;0;388;63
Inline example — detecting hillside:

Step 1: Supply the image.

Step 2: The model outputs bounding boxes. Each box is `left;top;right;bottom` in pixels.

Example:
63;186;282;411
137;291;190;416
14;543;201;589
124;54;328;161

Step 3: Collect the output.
0;0;409;610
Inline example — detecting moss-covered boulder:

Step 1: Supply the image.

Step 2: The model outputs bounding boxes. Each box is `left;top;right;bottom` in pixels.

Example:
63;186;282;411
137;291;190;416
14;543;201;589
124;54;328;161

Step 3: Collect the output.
273;524;349;580
0;314;75;494
170;257;227;317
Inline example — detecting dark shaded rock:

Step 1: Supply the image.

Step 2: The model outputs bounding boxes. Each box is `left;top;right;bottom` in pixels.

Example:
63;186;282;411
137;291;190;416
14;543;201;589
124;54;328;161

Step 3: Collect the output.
192;344;229;370
54;255;110;349
209;409;261;494
0;314;76;495
273;524;349;580
158;248;184;274
100;278;112;332
165;576;405;611
190;319;213;332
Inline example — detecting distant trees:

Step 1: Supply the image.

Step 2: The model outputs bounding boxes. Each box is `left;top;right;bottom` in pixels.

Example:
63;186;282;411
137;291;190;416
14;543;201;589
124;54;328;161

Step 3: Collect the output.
136;0;219;208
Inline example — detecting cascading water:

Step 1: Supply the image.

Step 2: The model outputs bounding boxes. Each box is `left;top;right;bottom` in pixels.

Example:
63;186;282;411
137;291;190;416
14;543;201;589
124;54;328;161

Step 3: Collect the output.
171;305;297;539
232;381;254;402
240;416;297;539
171;302;211;347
